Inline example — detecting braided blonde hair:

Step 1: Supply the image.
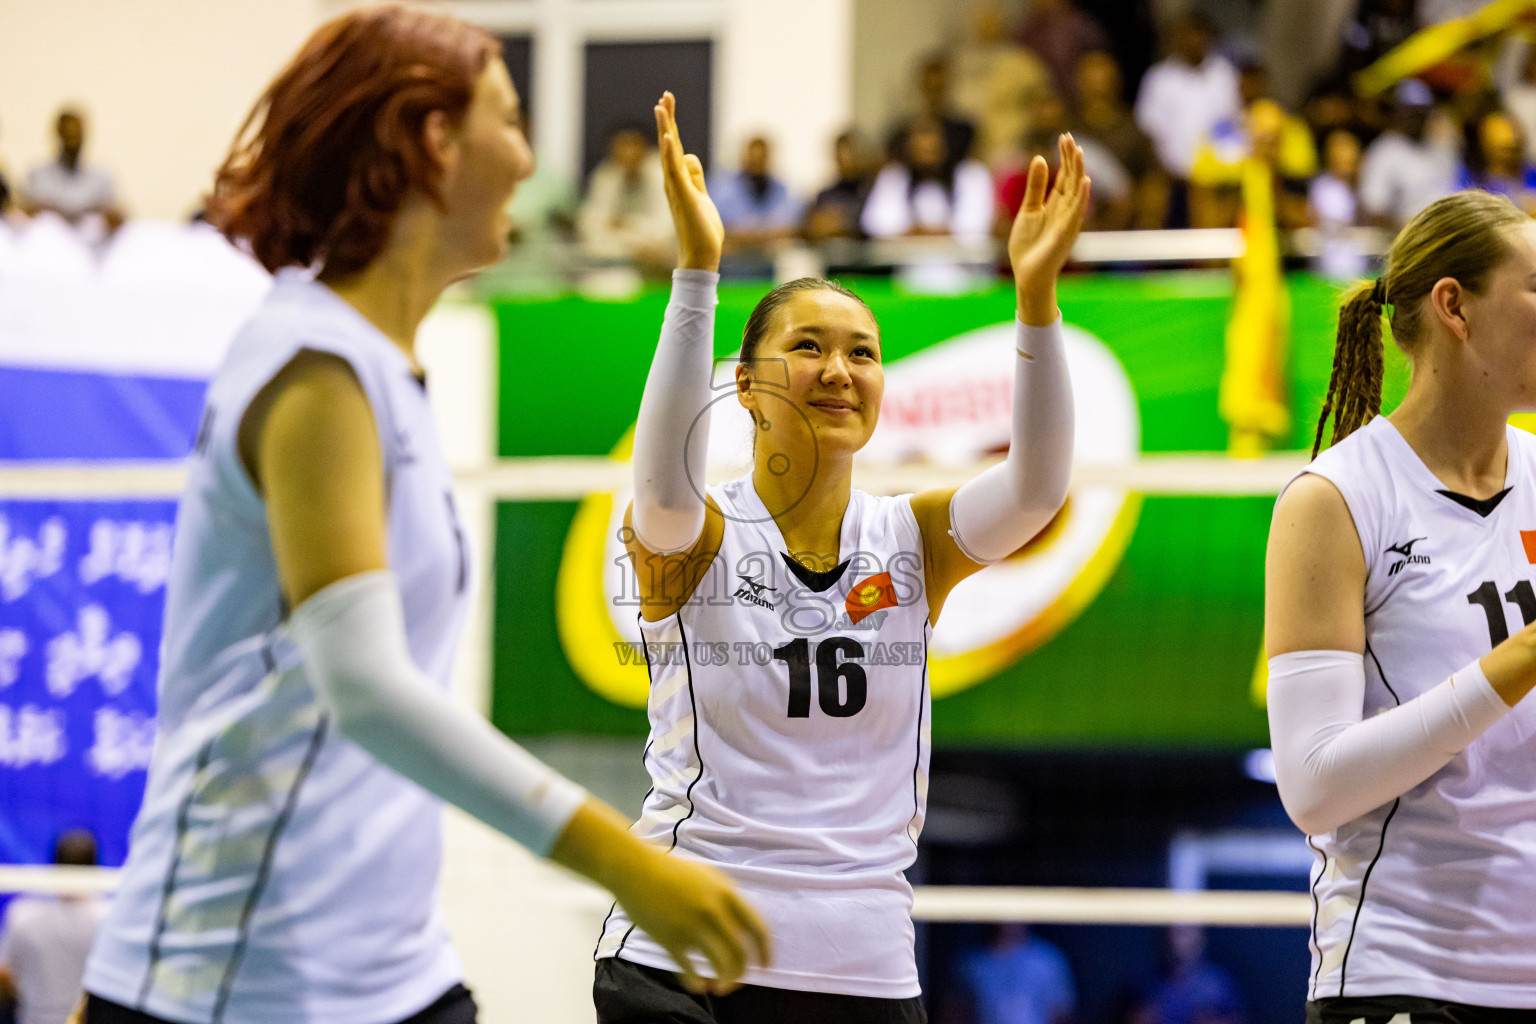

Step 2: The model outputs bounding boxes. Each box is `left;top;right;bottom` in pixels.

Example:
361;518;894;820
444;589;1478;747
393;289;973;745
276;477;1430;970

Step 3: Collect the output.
1313;191;1529;457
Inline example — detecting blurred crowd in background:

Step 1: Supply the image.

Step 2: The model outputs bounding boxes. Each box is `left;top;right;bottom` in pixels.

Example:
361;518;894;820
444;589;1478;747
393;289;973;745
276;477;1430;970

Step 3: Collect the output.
0;107;123;245
2;4;1486;1022
527;0;1536;281
4;0;1536;285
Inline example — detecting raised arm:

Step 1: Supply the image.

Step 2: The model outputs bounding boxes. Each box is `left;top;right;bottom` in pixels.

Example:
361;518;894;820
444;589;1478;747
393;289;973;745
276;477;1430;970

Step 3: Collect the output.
910;135;1088;617
248;352;766;992
1265;473;1536;835
629;92;724;558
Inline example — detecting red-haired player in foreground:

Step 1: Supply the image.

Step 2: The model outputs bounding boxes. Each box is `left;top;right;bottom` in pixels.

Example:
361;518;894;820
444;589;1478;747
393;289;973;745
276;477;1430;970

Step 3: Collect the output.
78;8;764;1024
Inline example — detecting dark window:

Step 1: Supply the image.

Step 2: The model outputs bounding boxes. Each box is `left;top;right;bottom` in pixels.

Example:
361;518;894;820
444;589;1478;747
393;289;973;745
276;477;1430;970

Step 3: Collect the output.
500;34;534;126
582;39;713;185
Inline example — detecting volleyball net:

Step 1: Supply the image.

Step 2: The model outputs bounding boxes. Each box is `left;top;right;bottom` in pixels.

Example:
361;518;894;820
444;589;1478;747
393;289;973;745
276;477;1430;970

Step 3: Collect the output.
0;451;1313;931
0;226;1337;1021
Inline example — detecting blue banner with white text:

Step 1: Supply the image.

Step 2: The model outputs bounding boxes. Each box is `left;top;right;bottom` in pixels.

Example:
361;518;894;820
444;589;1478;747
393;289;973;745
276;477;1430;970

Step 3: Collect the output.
0;502;174;866
0;218;268;868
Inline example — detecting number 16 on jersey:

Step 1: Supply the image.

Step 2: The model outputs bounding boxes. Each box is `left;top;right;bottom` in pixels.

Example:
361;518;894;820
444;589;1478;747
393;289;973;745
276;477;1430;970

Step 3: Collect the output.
773;637;868;718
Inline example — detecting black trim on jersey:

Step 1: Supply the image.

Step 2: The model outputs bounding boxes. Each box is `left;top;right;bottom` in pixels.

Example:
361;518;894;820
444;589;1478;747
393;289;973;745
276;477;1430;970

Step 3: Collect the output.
138;738;216;1009
210;716;330;1024
779;551;852;594
1335;644;1402;997
602;616;693;963
595;902;622;961
617;616;705;960
1306;834;1326;1001
1367;642;1400;706
445;492;469;595
1337;798;1400;997
598;727;653;961
671;618;706;852
259;642;276;676
1435;486;1511;518
904;625;931;855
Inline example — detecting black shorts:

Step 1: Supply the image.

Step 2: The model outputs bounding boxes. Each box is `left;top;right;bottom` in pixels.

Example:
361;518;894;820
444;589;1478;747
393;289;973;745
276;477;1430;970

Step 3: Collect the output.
594;956;927;1024
83;983;477;1024
1307;995;1536;1024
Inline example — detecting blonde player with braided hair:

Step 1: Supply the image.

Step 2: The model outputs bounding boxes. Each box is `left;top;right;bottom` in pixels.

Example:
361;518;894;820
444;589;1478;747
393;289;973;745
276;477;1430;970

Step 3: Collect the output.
1269;189;1536;1021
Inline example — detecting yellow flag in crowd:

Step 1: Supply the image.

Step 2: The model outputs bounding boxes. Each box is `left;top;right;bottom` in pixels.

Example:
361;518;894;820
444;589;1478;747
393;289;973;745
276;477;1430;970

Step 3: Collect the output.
1353;0;1536;97
1220;147;1291;457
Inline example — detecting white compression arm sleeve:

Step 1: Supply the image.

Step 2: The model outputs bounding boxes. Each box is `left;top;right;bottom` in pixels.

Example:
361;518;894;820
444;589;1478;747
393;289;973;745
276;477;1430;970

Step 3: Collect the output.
948;317;1074;564
631;269;719;554
1267;649;1510;835
288;571;587;856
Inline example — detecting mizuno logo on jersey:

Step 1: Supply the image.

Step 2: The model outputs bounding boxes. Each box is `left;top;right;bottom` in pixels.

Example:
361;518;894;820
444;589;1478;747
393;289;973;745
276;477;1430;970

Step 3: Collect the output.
734;574;779;609
396;429;418;466
846;572;898;625
1385;536;1430;576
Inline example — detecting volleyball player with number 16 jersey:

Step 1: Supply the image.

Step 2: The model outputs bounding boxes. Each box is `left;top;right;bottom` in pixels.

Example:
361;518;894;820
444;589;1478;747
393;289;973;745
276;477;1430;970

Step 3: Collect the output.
591;95;1087;1022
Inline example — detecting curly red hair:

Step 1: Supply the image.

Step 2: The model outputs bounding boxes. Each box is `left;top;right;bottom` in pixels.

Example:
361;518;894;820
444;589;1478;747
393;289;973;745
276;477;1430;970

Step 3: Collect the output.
208;4;499;276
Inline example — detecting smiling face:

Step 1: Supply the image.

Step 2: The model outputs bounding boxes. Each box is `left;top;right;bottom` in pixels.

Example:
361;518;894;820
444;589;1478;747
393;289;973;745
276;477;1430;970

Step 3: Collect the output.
1460;221;1536;410
436;59;534;273
737;289;884;462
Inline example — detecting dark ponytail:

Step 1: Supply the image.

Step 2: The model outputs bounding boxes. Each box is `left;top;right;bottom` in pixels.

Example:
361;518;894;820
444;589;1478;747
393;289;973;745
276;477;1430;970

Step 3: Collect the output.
1312;190;1528;458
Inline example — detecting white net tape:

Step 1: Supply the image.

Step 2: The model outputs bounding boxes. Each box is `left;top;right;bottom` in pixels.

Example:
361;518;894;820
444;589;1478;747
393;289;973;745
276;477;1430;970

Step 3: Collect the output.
0;453;1309;928
0;865;1309;926
0;452;1308;500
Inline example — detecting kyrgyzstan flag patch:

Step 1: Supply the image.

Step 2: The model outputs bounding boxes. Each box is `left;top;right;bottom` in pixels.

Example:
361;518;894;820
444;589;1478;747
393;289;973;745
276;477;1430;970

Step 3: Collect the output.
846;572;898;624
1522;530;1536;564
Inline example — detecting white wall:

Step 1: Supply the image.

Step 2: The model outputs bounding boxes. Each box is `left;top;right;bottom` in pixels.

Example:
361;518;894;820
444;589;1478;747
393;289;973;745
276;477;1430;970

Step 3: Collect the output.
0;0;854;221
0;0;325;220
850;0;1040;153
444;0;854;198
851;0;958;151
716;0;854;194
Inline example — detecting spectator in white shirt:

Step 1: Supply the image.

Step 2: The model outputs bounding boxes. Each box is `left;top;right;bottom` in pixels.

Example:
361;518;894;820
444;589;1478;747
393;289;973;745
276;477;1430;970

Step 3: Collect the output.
1495;33;1536;165
576;126;673;271
1133;12;1241;186
0;832;109;1024
1357;78;1457;230
22;109;122;232
1309;128;1367;279
860;116;994;243
0;119;13;217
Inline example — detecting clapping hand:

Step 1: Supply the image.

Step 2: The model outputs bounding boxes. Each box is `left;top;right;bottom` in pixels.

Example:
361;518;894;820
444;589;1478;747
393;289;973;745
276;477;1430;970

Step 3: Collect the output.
1008;133;1091;325
655;91;723;273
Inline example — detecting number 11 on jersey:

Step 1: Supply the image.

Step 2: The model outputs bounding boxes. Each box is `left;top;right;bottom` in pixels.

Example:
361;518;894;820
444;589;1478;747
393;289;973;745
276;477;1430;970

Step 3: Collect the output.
1468;579;1536;646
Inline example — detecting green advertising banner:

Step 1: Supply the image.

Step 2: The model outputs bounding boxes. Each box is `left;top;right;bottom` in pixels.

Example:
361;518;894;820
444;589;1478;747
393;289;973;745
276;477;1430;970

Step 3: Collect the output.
489;272;1410;749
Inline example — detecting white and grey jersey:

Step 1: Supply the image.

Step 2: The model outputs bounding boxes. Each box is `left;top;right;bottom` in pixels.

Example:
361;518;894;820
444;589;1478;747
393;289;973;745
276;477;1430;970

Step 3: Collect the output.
1294;416;1536;1006
597;476;933;999
84;269;473;1024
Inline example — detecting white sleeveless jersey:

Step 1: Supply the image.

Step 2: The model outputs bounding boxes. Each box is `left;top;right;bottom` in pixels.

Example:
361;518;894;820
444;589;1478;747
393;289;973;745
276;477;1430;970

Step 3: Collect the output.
1295;416;1536;1006
85;269;473;1024
596;477;933;999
